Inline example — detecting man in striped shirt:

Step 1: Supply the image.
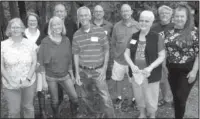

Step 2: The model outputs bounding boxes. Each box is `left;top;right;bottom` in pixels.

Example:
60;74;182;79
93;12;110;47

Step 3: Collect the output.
72;6;115;118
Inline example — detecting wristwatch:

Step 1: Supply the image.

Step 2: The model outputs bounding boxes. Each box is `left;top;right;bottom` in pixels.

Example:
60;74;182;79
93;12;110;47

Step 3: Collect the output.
26;77;31;82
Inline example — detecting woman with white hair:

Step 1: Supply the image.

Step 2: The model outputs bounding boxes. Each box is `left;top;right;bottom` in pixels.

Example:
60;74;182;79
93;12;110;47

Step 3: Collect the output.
1;18;37;118
38;16;79;118
124;10;166;118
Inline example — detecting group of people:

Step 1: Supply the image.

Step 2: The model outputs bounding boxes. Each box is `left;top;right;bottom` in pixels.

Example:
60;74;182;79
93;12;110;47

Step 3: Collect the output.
1;2;199;119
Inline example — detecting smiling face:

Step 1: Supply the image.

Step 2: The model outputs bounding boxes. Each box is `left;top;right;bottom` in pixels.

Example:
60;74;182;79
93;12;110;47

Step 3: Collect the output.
159;9;172;24
78;8;91;26
27;15;38;29
139;16;153;31
93;5;104;20
120;4;133;20
174;8;187;29
11;22;23;36
51;18;63;34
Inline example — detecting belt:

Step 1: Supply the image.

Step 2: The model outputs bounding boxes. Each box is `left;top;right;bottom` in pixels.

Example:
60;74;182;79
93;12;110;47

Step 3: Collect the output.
79;64;103;70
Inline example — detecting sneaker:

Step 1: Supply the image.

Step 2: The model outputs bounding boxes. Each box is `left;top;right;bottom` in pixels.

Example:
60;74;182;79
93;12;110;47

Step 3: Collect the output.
114;98;123;109
131;99;138;110
121;99;130;112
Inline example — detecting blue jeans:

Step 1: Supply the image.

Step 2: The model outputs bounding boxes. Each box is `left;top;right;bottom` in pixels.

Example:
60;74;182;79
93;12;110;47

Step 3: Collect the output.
46;74;79;118
77;68;115;118
4;81;36;118
46;74;78;105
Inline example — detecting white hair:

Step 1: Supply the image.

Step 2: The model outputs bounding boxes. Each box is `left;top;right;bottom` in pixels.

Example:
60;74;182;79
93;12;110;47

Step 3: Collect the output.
77;6;91;17
158;5;173;15
48;16;66;37
140;10;155;22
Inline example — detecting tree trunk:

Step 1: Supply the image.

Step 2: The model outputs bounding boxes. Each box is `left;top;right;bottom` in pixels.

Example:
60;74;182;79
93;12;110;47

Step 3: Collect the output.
70;1;77;23
9;1;19;18
40;1;46;29
18;1;26;24
0;2;6;40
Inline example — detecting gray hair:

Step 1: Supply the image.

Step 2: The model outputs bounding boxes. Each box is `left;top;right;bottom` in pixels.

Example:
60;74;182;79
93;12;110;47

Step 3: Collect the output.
77;6;91;17
158;5;173;15
140;10;155;22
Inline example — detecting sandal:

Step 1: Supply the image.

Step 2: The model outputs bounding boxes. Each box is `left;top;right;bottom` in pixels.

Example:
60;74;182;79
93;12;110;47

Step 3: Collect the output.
158;100;167;107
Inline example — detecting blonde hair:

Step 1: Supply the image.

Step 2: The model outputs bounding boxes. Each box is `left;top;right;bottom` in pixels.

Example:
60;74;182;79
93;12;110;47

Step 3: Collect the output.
5;18;25;37
48;16;66;37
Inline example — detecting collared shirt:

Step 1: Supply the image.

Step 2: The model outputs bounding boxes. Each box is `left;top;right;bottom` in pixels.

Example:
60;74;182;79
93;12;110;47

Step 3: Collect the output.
111;19;140;65
38;36;72;78
92;19;113;41
25;28;40;46
151;22;174;39
72;24;109;67
1;38;37;89
165;28;199;64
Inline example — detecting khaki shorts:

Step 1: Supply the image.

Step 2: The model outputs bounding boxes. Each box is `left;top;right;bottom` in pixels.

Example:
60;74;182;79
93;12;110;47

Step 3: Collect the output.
111;60;130;81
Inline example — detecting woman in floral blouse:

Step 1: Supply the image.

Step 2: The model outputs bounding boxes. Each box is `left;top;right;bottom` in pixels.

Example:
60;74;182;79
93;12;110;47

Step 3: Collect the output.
1;18;37;118
165;3;199;119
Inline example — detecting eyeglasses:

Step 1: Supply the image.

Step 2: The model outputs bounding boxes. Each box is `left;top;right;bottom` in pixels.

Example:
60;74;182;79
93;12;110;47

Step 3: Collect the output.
121;10;131;13
94;10;104;13
28;20;38;22
11;27;21;30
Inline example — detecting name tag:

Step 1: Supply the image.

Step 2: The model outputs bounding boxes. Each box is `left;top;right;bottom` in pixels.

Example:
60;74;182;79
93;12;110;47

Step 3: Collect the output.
130;39;137;44
91;37;98;42
104;30;108;35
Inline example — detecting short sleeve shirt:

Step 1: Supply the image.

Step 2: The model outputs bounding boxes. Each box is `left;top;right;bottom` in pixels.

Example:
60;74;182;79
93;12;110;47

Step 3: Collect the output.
38;36;72;78
1;38;37;89
72;24;109;67
165;28;199;64
135;41;147;69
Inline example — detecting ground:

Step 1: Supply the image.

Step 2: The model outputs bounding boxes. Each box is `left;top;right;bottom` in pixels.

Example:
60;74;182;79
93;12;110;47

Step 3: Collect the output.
1;77;198;118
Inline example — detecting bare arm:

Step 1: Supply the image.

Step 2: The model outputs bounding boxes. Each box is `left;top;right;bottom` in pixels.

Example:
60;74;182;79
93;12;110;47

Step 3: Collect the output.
27;50;37;80
187;54;199;84
124;48;139;73
103;50;109;71
147;50;166;71
74;54;79;77
1;56;10;83
191;55;199;72
124;48;135;68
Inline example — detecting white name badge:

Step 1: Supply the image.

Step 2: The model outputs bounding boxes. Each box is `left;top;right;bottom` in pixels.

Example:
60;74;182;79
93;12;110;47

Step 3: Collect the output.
91;37;98;42
104;30;108;35
130;39;137;44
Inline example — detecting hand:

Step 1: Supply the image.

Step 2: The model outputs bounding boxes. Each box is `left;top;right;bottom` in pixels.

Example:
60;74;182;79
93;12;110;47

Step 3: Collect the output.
42;79;48;91
162;62;169;74
187;70;197;84
75;74;83;86
26;77;31;82
96;67;106;81
142;66;153;78
70;74;76;85
131;65;140;73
